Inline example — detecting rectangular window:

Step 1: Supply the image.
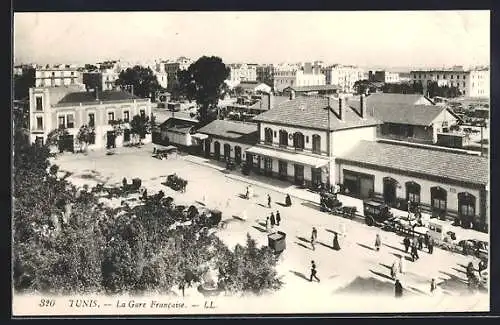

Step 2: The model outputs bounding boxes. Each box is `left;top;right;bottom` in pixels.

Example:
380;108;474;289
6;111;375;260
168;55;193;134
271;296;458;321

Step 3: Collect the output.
273;131;277;138
36;116;43;130
460;205;475;217
66;114;74;128
35;97;43;111
58;116;65;128
88;113;95;127
408;193;420;203
108;112;115;124
123;111;130;122
451;75;454;79
433;198;446;210
264;157;273;172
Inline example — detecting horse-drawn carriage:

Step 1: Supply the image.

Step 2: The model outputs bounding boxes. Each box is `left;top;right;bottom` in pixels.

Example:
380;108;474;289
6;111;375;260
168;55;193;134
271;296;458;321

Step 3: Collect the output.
320;192;342;212
268;231;286;255
165;174;188;192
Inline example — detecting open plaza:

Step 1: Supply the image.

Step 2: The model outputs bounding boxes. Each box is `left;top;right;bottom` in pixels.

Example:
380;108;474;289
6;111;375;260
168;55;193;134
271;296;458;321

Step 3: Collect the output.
51;143;488;312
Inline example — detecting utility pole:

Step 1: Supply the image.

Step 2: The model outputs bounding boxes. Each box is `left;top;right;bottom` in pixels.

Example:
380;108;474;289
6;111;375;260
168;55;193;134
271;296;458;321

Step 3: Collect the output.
327;97;331;192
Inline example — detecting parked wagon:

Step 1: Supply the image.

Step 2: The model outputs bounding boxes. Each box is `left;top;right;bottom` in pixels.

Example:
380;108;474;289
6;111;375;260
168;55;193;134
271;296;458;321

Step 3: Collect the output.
165;174;188;192
319;192;342;213
268;231;286;255
363;200;396;227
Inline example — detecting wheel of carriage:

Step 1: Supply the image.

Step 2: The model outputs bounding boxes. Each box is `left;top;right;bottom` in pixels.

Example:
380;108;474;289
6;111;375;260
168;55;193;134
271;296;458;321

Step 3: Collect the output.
365;216;374;227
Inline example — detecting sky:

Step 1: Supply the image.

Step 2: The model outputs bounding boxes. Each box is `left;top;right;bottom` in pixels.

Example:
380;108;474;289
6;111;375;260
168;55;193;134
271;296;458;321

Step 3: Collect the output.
14;11;490;69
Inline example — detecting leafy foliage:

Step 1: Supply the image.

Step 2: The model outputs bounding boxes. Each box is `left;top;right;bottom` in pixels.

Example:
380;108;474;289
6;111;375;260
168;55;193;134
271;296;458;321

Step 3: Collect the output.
129;114;152;143
426;81;461;98
177;56;230;125
14;67;35;100
115;66;161;99
76;125;96;152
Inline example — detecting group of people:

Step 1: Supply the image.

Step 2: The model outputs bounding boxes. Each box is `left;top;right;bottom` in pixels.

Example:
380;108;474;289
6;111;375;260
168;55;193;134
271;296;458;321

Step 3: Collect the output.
310;227;341;251
265;210;282;232
402;232;434;262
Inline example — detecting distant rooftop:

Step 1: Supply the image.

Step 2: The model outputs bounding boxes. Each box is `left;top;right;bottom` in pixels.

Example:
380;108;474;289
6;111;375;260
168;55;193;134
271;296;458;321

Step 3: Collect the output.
54;90;145;106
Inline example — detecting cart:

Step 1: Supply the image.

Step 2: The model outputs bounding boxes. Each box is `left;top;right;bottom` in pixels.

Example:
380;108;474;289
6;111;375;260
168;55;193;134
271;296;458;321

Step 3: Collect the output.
320;192;342;213
268;231;286;255
363;200;394;227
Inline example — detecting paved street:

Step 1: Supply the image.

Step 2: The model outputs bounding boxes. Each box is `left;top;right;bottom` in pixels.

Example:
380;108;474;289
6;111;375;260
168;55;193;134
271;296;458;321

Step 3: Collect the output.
53;144;488;312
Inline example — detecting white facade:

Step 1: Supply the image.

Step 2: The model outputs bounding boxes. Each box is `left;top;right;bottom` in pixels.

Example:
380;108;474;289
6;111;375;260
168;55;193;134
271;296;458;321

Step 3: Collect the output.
101;69;120;91
210;138;253;162
228;64;258;84
410;68;490;98
384;72;400;84
274;67;326;92
35;65;82;87
322;65;365;94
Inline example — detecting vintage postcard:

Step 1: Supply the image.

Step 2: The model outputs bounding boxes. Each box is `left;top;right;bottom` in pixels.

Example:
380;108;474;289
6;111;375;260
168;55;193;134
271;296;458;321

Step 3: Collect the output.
12;10;490;316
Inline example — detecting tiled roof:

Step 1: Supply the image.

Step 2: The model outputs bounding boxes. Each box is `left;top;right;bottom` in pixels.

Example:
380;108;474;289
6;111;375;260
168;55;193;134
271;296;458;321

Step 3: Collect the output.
249;95;290;111
57;91;140;105
363;93;434;106
349;100;451;126
285;85;339;92
198;120;258;141
253;96;381;131
159;117;199;131
337;140;489;186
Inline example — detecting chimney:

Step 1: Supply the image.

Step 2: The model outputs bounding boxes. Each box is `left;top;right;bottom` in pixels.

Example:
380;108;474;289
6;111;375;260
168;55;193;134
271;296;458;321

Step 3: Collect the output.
268;92;274;110
289;90;296;100
360;94;364;118
338;97;343;120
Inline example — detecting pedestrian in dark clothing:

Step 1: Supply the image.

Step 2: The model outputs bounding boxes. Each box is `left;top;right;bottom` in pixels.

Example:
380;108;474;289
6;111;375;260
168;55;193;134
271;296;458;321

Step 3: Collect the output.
374;233;381;251
395;279;403;298
267;194;272;208
418;235;424;250
178;280;185;297
276;210;281;226
270;212;276;227
309;261;320;282
333;233;341;250
403;237;411;253
411;245;419;261
430;278;437;294
424;232;430;248
428;237;434;254
285;194;292;207
466;261;475;279
478;260;487;276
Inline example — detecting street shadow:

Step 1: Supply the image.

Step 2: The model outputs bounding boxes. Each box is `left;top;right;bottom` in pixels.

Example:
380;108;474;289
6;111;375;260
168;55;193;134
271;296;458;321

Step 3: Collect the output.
237;194;248;200
296;236;310;243
384;243;407;254
357;243;375;251
392;252;413;261
295;242;312;250
408;286;429;295
258;221;267;227
301;202;320;211
232;215;246;222
289;270;310;281
379;263;392;271
457;263;468;269
318;241;332;249
276;202;287;207
194;201;206;206
439;271;468;283
451;267;467;275
252;225;266;233
369;270;394;281
257;203;268;208
325;229;337;235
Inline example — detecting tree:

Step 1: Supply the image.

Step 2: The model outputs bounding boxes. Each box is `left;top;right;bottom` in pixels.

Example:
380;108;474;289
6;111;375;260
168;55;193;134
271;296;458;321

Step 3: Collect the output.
76;125;95;153
233;86;244;97
177;56;230;125
129;114;152;145
14;68;35;100
84;64;99;72
46;126;70;150
115;66;161;99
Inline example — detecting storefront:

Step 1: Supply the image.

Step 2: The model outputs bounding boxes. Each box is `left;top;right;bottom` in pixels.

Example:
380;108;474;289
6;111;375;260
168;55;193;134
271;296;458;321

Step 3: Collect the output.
342;169;374;199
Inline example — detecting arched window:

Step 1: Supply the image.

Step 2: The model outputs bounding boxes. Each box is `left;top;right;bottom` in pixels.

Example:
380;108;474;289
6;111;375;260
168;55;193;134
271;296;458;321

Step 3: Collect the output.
458;192;476;218
279;130;288;147
312;134;321;154
264;128;273;144
405;181;421;203
294;132;305;151
431;186;447;215
214;141;221;160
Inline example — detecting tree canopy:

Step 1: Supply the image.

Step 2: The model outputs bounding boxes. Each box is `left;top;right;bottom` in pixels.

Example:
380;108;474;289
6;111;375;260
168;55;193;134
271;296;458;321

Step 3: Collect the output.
116;66;161;100
177;56;230;125
14;68;35;100
426;81;461;98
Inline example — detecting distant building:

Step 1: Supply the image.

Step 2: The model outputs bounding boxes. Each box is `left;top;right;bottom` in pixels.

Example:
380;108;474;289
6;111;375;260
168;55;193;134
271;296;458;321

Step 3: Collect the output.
274;62;326;92
156;116;201;150
282;85;339;98
237;81;272;94
410;67;490;98
163;57;193;92
35;64;82;87
28;85;152;150
369;70;400;84
256;64;275;88
322;65;364;94
227;63;258;87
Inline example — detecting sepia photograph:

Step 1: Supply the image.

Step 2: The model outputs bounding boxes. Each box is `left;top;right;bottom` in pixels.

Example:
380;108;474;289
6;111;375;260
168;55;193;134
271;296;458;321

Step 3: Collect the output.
12;10;490;316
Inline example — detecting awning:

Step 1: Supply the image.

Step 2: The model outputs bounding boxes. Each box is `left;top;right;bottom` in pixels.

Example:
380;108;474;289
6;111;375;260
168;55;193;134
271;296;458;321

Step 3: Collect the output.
246;146;329;168
192;133;209;140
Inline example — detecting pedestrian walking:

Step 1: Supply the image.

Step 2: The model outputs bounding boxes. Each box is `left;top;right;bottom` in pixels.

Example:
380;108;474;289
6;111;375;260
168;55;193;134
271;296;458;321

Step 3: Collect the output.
309;260;320;282
403;236;411;253
399;255;405;274
430;278;437;294
270;212;276;228
466;261;475;279
332;233;341;250
424;232;430;248
411;245;419;262
395;279;403;298
418;235;424;250
265;216;270;232
478;260;487;276
391;260;398;279
311;227;318;251
428;236;434;254
285;194;292;207
374;233;381;251
276;210;281;226
267;194;272;208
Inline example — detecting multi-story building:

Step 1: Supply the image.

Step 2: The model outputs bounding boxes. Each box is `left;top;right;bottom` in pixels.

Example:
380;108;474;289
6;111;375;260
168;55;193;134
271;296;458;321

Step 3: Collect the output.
256;64;275;88
322;65;364;94
35;64;82;87
28;85;152;150
368;70;400;84
164;57;193;92
410;67;490;98
274;62;326;92
227;63;258;88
